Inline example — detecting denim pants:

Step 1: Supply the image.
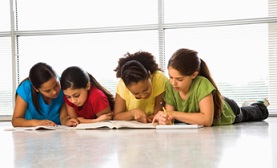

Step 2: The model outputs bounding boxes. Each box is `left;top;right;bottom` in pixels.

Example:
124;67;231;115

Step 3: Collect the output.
223;97;269;123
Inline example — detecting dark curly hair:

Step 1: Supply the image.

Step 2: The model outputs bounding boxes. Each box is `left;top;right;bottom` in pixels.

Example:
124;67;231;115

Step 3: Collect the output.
114;51;162;86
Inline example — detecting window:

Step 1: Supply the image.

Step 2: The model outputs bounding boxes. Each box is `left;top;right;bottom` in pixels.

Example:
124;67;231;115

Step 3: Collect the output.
164;0;268;22
165;24;269;104
17;31;159;95
0;0;10;31
0;1;12;118
17;0;158;30
1;0;277;119
0;37;12;117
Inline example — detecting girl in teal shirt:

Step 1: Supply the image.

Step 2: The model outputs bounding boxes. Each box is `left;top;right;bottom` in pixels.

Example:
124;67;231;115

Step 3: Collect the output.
12;62;79;127
152;48;269;126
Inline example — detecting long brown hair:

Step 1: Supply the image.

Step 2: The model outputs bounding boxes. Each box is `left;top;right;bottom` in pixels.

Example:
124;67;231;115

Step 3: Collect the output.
168;48;223;122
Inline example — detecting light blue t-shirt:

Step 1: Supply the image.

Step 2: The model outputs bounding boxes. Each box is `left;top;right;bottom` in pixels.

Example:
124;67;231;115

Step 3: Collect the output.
16;80;64;124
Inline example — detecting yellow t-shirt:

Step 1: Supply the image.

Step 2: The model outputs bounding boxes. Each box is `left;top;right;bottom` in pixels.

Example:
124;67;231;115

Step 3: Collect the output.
116;70;168;115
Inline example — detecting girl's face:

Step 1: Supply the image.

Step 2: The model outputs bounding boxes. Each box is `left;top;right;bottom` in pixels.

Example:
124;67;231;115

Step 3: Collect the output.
127;78;152;99
168;66;197;92
63;83;90;107
38;77;61;99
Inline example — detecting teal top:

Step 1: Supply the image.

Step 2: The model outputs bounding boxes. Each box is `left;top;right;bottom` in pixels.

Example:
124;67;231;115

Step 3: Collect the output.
16;80;64;124
163;76;235;125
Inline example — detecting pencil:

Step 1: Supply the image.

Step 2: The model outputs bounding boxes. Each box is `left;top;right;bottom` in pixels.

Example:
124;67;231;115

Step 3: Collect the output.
162;107;167;115
162;106;172;125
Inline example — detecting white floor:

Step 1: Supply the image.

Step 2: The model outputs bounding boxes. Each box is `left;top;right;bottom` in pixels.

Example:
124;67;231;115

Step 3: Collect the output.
1;117;277;168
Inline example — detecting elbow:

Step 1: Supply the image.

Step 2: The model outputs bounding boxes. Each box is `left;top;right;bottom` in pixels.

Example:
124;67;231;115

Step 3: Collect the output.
203;118;213;127
11;118;17;127
204;123;213;127
113;112;121;120
198;113;213;127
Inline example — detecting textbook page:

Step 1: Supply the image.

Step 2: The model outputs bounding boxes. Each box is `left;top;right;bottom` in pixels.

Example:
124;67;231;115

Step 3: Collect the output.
4;125;71;131
75;120;157;130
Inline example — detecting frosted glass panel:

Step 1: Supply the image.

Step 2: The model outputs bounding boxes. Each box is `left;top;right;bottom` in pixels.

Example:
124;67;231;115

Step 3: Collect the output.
165;0;268;23
0;0;10;31
0;37;13;115
18;31;159;95
17;0;158;30
165;24;269;105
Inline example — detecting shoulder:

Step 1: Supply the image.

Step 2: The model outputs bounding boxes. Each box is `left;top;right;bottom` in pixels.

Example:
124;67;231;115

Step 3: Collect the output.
152;71;168;92
117;78;125;87
116;79;130;99
19;79;32;87
152;70;168;82
192;76;215;96
116;79;128;92
16;80;32;92
165;80;175;93
193;76;213;86
89;86;107;98
153;70;167;77
87;86;109;107
16;79;33;103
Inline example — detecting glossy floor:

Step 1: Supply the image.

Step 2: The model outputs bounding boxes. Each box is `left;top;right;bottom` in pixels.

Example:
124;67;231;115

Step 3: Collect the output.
1;117;277;168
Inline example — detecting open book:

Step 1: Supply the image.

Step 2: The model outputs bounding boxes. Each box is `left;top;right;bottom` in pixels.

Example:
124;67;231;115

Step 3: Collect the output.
75;120;157;130
4;125;71;131
75;120;203;130
4;121;203;131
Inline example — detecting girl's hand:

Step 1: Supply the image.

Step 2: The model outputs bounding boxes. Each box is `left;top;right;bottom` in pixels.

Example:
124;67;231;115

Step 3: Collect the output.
152;111;173;125
66;118;80;127
35;120;57;126
147;114;155;123
131;108;147;123
76;117;85;123
97;113;113;122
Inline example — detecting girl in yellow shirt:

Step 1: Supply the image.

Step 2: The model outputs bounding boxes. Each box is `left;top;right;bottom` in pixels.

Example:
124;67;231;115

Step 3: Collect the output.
113;51;168;123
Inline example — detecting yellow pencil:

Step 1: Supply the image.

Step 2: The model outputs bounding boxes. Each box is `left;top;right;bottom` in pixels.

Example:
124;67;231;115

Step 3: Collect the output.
162;107;172;125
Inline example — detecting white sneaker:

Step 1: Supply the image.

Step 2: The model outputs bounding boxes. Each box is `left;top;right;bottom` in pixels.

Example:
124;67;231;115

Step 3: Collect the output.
262;98;270;107
242;98;270;107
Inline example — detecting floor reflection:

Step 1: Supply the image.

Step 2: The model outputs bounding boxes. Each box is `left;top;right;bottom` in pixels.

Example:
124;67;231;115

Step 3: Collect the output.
0;119;275;168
